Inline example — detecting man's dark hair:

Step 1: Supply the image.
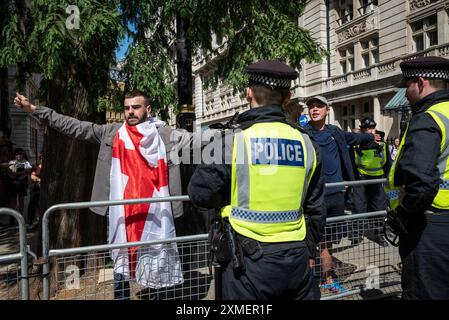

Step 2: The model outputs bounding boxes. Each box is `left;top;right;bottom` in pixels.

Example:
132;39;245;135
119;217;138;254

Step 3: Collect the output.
283;100;303;123
250;84;290;106
124;89;151;107
14;148;25;156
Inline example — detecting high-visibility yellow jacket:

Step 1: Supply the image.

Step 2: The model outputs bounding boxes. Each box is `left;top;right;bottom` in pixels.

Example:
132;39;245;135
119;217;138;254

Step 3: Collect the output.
220;122;317;242
354;142;387;176
386;101;449;210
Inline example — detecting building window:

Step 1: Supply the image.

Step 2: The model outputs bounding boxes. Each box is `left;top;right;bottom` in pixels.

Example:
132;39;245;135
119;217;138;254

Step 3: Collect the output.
339;46;354;74
411;15;438;52
358;0;378;15
364;102;370;113
360;36;379;68
338;0;353;25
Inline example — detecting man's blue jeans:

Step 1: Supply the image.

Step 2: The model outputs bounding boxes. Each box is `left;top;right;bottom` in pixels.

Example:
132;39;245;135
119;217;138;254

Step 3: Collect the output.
114;273;130;300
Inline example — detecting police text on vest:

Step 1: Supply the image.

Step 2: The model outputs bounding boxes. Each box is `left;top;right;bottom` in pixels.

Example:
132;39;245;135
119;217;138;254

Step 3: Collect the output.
251;138;304;166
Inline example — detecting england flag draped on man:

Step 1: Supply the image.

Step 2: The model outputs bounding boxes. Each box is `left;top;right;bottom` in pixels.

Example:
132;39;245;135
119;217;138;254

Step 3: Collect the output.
109;119;183;288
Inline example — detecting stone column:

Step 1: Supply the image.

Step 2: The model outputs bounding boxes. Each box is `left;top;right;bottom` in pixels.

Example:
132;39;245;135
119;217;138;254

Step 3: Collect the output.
373;95;381;131
194;74;203;131
328;104;336;125
438;9;449;45
354;101;362;128
353;0;360;19
354;41;363;70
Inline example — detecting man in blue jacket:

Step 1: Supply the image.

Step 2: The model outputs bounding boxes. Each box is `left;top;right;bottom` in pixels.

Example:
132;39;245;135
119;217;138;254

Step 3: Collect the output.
303;95;378;293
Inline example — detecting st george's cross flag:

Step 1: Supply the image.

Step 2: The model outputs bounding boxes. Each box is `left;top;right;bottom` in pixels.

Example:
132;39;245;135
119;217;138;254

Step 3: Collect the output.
108;120;183;288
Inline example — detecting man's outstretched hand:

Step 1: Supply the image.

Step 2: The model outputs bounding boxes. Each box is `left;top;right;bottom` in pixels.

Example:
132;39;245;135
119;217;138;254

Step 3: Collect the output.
14;92;36;112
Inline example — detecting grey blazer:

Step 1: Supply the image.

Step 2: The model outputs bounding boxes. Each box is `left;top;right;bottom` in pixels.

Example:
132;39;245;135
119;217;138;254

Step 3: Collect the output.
33;106;190;218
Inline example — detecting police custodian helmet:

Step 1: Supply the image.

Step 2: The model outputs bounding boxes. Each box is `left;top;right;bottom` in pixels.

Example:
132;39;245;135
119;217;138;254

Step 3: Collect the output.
246;60;298;89
360;117;376;129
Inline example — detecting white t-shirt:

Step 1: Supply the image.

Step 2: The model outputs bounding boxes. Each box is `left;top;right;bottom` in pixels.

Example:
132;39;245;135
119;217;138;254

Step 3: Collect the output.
8;160;32;173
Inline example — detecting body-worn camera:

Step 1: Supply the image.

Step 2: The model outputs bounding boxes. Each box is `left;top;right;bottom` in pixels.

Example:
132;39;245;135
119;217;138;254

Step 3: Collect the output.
383;207;408;247
209;218;231;263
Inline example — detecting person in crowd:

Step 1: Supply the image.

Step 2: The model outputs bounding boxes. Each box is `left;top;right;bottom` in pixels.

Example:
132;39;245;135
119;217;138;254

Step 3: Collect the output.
303;96;380;293
351;117;391;247
14;90;193;300
27;153;43;229
7;148;32;223
385;55;449;299
389;138;400;161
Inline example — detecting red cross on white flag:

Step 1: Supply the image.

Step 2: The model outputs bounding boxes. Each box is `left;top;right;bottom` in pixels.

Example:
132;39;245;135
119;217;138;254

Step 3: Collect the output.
109;121;183;288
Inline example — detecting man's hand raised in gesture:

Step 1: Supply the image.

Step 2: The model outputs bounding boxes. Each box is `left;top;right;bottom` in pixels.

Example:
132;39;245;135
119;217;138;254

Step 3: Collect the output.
14;92;36;113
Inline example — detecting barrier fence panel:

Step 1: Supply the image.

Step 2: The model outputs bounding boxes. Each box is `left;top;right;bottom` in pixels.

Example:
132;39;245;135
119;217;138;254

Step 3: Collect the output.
41;195;215;300
316;212;401;300
0;208;29;300
50;235;212;300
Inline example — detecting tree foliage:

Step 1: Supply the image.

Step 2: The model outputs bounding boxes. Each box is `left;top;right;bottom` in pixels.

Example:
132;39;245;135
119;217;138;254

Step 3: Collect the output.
0;0;123;114
120;0;327;116
1;0;326;117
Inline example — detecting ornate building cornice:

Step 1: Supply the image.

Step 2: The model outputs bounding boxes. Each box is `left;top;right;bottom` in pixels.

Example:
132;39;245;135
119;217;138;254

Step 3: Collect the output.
337;14;379;43
409;0;439;11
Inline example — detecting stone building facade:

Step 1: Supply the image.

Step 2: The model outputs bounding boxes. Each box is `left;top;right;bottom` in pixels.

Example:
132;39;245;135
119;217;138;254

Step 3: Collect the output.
4;66;43;165
185;0;449;140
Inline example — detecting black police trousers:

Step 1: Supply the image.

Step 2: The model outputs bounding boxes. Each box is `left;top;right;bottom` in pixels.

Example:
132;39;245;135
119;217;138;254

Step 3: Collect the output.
352;175;387;214
221;241;320;300
399;210;449;300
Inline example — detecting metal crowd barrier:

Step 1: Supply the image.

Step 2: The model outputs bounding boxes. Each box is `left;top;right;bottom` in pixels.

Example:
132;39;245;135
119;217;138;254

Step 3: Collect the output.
41;195;216;300
49;234;212;300
0;208;29;300
0;177;401;300
317;211;401;300
317;179;401;300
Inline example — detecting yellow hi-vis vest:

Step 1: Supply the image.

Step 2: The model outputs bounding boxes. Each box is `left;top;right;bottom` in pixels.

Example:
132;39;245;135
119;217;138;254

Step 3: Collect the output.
354;142;387;176
385;127;408;210
220;122;317;243
386;101;449;210
425;102;449;209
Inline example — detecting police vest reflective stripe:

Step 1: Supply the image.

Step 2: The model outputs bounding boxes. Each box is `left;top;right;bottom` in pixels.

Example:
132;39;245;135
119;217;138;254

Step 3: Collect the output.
354;142;387;176
220;122;317;242
425;102;449;210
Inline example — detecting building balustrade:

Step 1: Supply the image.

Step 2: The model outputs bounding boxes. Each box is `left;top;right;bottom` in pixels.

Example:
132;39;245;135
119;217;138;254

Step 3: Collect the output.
353;68;372;80
326;42;449;91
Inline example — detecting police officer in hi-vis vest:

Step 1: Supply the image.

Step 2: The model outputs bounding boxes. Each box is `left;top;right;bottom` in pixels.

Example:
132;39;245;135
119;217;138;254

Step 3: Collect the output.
385;56;449;300
351;117;391;246
188;60;325;300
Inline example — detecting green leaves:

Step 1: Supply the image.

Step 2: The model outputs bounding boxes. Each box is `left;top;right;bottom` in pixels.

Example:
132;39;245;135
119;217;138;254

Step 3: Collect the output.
119;0;326;118
123;41;176;118
0;0;123;113
0;0;326;120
